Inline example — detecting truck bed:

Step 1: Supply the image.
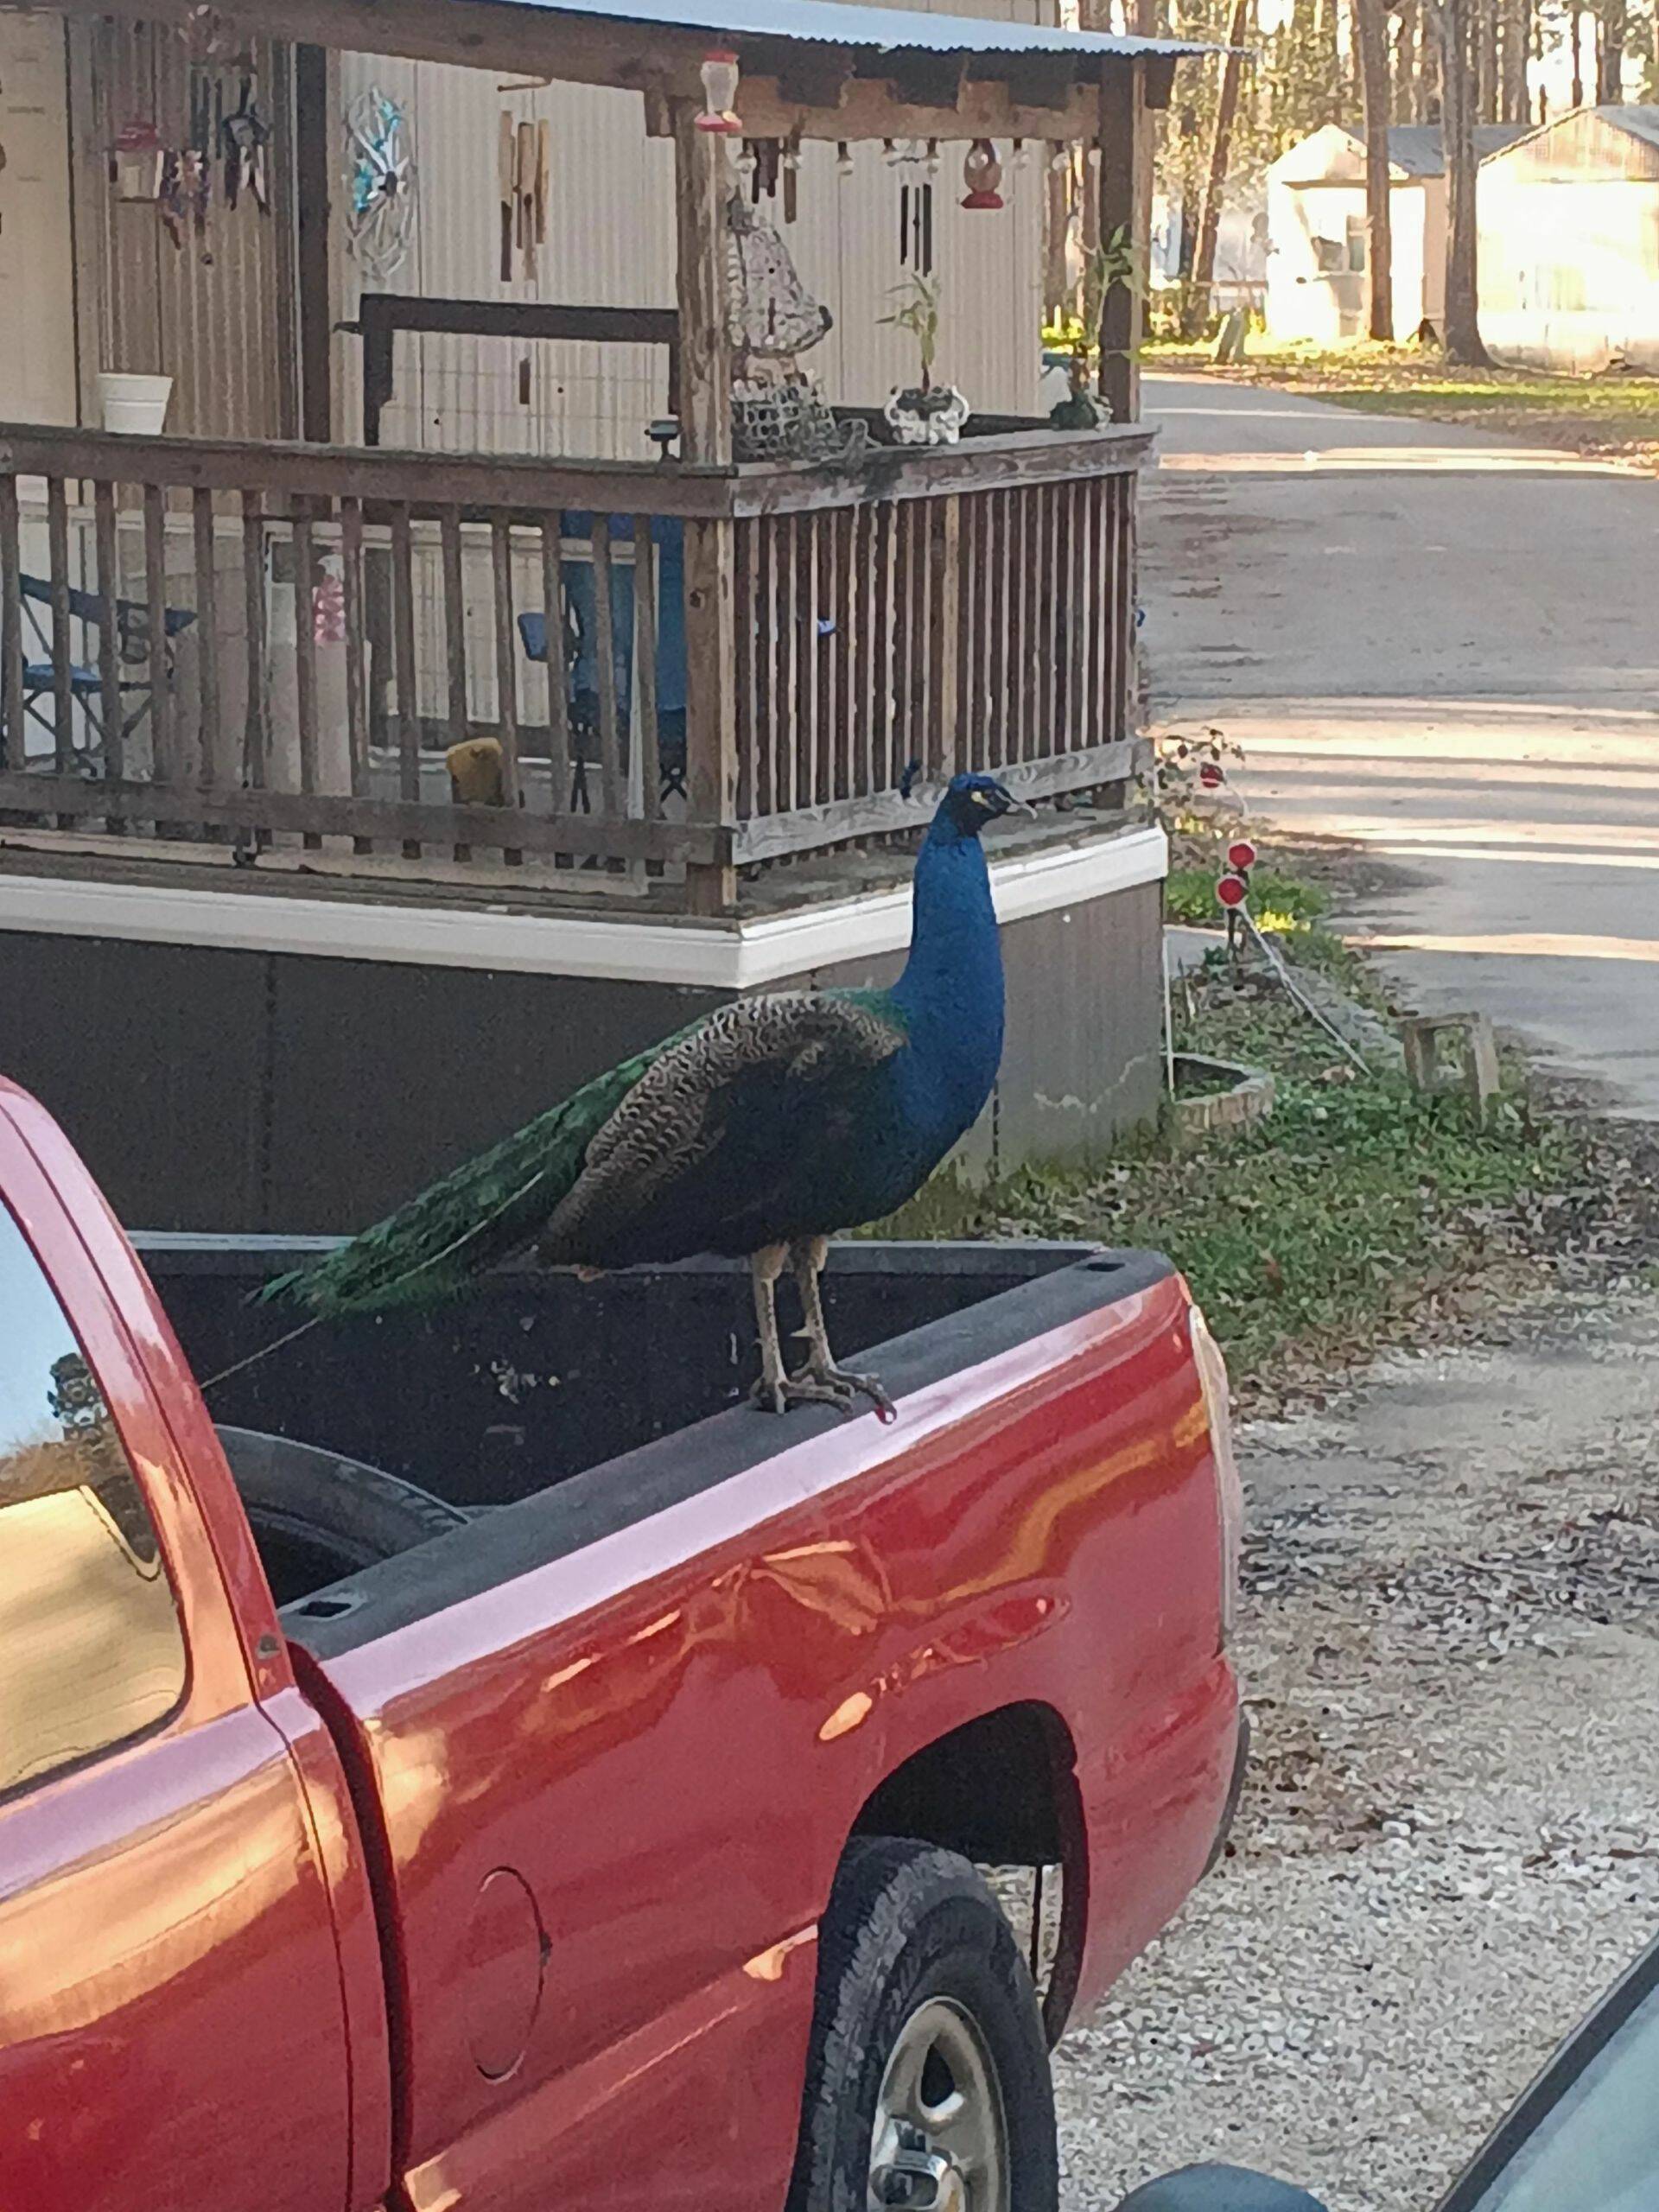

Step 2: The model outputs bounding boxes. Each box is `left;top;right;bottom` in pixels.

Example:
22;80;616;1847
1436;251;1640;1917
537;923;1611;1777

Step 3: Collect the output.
138;1236;1167;1656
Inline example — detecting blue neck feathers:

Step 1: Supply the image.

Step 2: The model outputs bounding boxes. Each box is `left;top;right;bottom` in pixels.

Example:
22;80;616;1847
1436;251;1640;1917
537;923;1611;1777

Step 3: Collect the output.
890;810;1006;1103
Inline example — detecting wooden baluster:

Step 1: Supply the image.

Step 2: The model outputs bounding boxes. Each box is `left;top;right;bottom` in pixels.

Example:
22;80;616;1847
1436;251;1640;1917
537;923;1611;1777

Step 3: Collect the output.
144;483;178;831
632;515;661;822
766;515;784;817
540;514;571;828
441;509;469;859
827;507;847;801
1113;474;1132;741
89;481;122;810
1075;477;1095;750
241;494;269;810
938;494;961;780
804;510;820;807
1048;476;1065;754
588;515;620;826
490;515;523;865
390;503;421;858
341;499;371;851
192;490;222;811
292;507;321;849
47;477;74;823
739;519;761;818
1007;487;1026;766
0;472;22;778
997;487;1015;769
778;512;798;813
855;505;874;801
880;502;899;796
977;493;996;770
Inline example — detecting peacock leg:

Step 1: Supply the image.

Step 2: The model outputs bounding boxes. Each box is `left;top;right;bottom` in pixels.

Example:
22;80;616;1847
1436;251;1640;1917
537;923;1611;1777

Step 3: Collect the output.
789;1236;897;1419
750;1243;864;1415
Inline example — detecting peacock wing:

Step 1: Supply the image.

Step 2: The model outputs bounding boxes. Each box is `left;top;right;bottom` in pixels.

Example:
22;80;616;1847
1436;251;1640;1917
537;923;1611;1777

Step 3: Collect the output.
538;990;906;1261
257;1038;669;1314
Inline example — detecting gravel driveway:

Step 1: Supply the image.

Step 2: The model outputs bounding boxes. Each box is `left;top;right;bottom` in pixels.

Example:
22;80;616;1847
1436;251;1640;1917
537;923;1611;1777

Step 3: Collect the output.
1057;1291;1659;2212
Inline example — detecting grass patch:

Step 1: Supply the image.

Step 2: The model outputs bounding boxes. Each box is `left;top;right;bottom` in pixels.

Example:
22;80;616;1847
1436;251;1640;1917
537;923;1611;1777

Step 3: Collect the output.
1145;338;1659;461
1166;864;1329;931
892;945;1587;1390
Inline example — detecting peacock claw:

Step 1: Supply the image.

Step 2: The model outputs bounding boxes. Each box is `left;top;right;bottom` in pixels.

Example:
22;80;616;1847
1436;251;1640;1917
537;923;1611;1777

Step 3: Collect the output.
750;1370;860;1417
791;1363;897;1421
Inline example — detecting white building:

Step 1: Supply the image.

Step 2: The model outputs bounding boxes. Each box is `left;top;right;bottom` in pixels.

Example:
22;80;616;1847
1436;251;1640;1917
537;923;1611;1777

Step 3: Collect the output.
1265;121;1525;345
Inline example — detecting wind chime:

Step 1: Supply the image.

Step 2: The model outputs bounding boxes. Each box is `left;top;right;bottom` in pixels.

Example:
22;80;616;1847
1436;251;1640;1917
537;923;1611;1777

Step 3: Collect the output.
498;109;550;281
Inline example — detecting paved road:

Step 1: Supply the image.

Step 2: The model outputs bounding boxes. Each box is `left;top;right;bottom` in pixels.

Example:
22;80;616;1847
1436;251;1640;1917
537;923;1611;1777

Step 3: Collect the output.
1141;372;1659;1113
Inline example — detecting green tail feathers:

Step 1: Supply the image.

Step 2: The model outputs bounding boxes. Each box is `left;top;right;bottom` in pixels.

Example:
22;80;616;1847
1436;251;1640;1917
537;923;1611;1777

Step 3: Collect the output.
255;1045;660;1317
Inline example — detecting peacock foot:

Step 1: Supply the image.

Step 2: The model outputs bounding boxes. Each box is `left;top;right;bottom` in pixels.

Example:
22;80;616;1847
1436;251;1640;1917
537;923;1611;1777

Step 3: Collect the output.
788;1360;897;1422
749;1369;868;1417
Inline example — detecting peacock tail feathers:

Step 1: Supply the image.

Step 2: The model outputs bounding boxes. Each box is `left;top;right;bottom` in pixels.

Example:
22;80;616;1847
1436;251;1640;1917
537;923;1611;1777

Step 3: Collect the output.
256;1037;670;1315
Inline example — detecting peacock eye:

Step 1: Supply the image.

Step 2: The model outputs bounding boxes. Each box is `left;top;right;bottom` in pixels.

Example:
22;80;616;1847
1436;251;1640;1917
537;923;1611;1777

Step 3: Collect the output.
970;789;992;807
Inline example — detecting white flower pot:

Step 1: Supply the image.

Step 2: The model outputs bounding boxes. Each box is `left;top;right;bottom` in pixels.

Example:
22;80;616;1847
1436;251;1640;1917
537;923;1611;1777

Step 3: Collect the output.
97;372;174;436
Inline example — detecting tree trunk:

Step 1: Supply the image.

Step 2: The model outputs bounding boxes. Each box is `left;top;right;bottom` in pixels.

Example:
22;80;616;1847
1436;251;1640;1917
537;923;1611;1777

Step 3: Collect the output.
1187;0;1252;334
1476;0;1499;119
1393;0;1420;119
1356;0;1395;340
1597;0;1625;99
1500;0;1530;118
1433;0;1488;361
1570;7;1584;106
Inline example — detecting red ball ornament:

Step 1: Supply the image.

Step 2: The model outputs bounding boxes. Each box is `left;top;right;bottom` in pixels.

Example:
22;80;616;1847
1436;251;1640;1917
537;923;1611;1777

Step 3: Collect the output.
1215;874;1248;909
961;139;1005;210
1198;760;1225;789
1227;839;1257;872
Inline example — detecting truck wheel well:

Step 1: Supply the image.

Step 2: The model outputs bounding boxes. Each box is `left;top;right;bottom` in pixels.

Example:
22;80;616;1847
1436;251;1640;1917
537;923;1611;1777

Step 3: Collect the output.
848;1701;1088;2044
852;1701;1077;1866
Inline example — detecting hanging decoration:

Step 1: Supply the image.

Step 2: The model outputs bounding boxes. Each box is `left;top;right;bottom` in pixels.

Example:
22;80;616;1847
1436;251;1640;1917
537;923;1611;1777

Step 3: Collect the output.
345;86;417;283
696;51;743;136
499;111;550;280
723;194;862;465
961;140;1003;210
112;118;164;202
781;131;801;224
220;78;270;213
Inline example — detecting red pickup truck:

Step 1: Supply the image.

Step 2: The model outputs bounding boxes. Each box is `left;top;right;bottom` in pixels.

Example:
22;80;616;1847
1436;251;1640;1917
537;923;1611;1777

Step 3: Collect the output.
0;1076;1244;2212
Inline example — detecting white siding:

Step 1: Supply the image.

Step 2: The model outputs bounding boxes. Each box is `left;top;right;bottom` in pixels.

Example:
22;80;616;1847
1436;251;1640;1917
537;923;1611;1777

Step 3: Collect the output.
334;32;1045;460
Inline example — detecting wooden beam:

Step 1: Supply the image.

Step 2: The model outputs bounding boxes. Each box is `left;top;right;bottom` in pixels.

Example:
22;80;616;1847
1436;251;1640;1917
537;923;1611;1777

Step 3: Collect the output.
728;75;1103;145
294;46;334;443
729;426;1155;516
56;0;705;99
0;773;725;863
673;100;738;912
733;740;1145;863
1097;62;1150;425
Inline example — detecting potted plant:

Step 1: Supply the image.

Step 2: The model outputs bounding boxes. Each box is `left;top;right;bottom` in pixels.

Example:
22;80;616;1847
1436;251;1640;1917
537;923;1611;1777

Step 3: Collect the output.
880;273;969;445
1048;225;1139;430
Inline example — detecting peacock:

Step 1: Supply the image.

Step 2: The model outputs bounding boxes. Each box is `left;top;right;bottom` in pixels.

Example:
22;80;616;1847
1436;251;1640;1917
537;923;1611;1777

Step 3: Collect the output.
259;771;1025;1414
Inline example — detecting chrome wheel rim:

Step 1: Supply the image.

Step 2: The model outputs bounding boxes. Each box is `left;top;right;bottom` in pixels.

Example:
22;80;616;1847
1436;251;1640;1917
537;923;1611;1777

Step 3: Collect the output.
868;1996;1011;2212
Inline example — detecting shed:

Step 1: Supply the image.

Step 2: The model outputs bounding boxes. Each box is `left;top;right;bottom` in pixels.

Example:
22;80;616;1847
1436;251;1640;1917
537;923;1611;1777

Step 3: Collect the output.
1266;120;1527;345
1478;105;1659;371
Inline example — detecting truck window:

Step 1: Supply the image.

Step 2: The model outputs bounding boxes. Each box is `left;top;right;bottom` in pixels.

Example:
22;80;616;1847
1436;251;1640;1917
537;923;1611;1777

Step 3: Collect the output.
0;1199;187;1798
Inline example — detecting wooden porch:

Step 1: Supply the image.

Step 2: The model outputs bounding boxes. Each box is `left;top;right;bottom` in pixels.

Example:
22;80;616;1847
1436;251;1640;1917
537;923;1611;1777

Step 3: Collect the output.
0;0;1198;917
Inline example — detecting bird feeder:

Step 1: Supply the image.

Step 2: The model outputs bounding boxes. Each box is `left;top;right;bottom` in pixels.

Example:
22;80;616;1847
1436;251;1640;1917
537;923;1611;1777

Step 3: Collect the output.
961;139;1004;210
696;51;743;136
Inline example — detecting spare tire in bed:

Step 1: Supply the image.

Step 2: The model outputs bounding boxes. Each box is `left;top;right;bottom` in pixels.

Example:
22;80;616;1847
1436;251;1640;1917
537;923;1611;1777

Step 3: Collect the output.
216;1426;472;1608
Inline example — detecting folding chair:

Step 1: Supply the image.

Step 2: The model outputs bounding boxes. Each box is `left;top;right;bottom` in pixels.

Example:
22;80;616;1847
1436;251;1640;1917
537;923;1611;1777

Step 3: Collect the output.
516;515;688;811
2;574;196;771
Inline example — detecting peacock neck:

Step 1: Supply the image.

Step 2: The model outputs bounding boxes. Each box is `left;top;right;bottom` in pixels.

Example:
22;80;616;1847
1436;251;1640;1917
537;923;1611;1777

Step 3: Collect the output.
891;819;1005;1054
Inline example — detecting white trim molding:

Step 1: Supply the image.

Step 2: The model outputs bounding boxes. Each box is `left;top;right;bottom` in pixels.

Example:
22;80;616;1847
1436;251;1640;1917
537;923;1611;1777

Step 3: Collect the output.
0;825;1168;991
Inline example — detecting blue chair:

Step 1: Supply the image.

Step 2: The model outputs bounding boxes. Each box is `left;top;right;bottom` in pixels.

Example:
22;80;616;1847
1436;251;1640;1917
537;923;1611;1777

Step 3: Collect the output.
3;574;196;769
516;514;687;811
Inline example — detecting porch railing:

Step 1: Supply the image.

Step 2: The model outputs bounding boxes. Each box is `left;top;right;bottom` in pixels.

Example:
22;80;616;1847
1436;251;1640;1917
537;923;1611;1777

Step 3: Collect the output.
0;419;1150;906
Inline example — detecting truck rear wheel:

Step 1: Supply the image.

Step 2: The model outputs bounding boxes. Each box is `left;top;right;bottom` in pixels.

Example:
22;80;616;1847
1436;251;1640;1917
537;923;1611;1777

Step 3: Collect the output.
789;1837;1058;2212
215;1426;471;1606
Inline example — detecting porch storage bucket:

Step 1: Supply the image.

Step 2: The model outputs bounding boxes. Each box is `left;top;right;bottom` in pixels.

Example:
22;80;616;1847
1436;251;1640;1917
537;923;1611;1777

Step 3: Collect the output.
97;372;173;435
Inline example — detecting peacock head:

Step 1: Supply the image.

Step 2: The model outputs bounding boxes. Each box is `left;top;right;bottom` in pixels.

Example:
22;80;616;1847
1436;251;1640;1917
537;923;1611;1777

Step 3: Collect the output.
932;771;1031;840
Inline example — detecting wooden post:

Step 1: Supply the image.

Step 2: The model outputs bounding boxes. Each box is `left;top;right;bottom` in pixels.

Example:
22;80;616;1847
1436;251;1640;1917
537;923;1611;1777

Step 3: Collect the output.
673;100;738;913
1097;61;1150;426
294;46;334;442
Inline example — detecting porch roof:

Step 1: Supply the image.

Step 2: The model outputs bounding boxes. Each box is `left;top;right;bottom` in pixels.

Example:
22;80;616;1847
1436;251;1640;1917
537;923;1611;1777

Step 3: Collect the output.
457;0;1208;67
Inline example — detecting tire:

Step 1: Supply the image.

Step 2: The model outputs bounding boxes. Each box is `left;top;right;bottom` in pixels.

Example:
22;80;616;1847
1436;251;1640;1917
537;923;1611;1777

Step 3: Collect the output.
215;1426;471;1607
788;1836;1058;2212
